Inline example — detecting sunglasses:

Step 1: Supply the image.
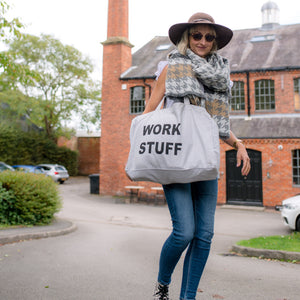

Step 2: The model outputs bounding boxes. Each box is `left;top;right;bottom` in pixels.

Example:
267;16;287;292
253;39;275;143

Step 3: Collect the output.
190;33;216;42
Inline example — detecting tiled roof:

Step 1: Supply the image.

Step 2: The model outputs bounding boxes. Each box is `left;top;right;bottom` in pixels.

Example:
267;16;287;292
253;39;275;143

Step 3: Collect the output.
219;24;300;72
121;36;175;79
121;23;300;79
230;115;300;138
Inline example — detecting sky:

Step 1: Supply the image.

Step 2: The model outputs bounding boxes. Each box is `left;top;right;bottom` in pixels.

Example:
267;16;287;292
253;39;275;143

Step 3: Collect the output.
6;0;300;82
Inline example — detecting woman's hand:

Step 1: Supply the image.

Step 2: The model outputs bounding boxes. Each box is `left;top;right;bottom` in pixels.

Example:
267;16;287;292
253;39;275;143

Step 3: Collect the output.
236;142;251;177
224;131;251;177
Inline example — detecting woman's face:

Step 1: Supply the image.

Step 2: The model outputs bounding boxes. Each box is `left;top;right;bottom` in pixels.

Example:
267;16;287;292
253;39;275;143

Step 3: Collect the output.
188;25;216;58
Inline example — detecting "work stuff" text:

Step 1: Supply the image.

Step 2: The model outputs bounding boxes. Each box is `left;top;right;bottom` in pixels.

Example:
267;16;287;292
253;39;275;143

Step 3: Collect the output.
139;123;182;155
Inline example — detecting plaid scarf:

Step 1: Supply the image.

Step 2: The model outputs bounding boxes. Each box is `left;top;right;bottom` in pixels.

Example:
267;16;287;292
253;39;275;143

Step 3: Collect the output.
165;49;231;139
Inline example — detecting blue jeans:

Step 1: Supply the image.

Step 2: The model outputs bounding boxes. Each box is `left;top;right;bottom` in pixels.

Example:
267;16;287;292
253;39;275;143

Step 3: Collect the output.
158;179;218;300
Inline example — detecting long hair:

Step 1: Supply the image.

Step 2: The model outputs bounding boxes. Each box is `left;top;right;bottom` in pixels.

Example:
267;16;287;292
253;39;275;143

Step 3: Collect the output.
177;25;217;56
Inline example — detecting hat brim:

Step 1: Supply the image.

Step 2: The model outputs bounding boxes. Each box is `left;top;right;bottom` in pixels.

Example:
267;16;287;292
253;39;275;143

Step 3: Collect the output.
168;22;233;50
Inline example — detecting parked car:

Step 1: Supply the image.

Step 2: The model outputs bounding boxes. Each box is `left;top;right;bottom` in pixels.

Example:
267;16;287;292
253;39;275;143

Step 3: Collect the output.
37;164;69;184
0;161;15;172
275;194;300;231
12;165;46;175
0;162;15;172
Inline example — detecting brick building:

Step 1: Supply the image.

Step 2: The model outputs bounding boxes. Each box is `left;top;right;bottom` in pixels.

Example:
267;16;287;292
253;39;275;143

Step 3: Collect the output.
100;0;300;207
58;134;100;175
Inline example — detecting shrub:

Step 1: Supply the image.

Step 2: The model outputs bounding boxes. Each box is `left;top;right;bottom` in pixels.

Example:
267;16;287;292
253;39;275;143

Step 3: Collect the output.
0;182;21;224
0;122;78;175
0;171;62;226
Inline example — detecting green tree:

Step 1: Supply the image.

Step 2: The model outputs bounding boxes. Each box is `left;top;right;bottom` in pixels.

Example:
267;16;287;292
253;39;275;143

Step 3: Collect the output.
0;1;22;42
0;1;34;88
0;1;39;128
1;33;101;139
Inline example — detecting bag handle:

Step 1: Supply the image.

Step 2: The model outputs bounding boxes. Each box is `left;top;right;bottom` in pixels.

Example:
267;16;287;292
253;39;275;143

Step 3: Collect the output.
155;97;166;111
184;97;190;105
158;96;205;109
184;96;206;108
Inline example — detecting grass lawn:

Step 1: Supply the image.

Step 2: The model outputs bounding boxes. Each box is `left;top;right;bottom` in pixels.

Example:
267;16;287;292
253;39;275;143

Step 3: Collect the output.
237;232;300;252
0;224;33;230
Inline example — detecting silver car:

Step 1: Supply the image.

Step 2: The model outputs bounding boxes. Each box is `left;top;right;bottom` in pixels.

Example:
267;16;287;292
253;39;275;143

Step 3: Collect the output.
38;164;69;184
0;162;15;172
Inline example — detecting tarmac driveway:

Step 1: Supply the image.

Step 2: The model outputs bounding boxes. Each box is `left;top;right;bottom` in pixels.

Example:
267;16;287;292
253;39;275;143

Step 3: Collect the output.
0;176;299;300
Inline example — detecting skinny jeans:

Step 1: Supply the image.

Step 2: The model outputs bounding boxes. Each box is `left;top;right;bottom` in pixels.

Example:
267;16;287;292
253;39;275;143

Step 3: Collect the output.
158;179;218;300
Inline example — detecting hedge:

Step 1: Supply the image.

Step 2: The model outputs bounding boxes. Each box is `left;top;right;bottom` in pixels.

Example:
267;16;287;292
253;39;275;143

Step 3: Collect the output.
0;171;61;225
0;122;78;175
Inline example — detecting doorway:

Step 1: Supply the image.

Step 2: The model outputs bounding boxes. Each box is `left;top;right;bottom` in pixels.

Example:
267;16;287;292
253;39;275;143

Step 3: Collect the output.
226;149;263;206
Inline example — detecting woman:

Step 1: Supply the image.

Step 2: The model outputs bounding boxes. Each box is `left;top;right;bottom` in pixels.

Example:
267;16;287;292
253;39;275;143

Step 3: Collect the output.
144;13;251;300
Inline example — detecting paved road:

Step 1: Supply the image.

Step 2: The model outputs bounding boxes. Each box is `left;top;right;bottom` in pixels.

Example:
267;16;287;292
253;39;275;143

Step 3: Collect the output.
0;177;299;300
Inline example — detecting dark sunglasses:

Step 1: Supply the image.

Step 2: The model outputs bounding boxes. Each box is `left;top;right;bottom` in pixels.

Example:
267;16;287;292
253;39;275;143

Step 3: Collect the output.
190;33;216;42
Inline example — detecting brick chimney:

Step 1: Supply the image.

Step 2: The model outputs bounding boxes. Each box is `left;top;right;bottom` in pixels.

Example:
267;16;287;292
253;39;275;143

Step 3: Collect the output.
100;0;133;195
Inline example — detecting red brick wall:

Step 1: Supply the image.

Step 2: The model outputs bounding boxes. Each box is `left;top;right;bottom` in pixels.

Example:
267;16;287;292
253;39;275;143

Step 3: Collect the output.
78;137;100;175
57;136;100;175
231;70;300;116
107;0;128;38
100;75;156;194
218;139;300;207
100;0;133;195
57;136;77;151
99;44;132;194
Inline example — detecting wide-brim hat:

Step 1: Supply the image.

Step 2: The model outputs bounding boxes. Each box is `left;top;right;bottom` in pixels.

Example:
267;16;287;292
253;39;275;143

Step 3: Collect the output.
168;12;233;50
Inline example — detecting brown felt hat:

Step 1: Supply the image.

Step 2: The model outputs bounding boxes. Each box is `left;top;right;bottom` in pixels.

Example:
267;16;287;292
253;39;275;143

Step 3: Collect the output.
168;12;233;50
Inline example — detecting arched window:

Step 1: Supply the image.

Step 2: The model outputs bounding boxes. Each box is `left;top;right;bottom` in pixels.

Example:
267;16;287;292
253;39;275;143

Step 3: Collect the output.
255;79;275;110
294;77;300;110
130;86;145;114
292;149;300;186
230;81;245;111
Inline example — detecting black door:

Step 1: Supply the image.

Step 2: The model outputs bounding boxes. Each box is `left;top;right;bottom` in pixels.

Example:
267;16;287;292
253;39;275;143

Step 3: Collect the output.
226;149;263;206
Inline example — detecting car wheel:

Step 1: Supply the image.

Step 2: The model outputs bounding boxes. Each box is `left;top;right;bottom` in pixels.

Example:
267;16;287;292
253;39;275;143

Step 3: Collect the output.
296;215;300;232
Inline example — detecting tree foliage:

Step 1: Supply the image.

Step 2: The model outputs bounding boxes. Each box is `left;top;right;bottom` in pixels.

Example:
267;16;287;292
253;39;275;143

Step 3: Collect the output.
1;33;101;138
0;1;22;42
0;121;79;176
0;1;36;89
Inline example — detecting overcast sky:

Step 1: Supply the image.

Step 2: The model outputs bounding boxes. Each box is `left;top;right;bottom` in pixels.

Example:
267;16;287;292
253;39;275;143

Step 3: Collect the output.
6;0;300;82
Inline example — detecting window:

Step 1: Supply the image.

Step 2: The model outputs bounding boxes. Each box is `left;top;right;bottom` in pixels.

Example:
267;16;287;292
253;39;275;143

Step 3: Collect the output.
156;44;172;51
230;81;245;111
130;86;145;114
292;149;300;186
250;35;276;43
294;78;300;110
255;80;275;110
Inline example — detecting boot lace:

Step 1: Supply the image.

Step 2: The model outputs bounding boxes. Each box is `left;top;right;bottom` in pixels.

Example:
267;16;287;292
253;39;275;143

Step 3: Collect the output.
153;283;169;300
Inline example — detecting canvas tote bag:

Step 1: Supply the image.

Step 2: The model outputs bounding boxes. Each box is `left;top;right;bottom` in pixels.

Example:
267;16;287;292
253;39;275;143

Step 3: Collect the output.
125;99;220;185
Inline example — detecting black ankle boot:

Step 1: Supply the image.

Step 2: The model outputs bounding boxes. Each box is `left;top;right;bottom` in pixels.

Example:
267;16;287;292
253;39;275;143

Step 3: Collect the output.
153;282;169;300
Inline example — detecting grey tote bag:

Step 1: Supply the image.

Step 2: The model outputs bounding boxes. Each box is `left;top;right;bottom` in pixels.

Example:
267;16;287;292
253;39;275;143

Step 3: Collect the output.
125;100;220;184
